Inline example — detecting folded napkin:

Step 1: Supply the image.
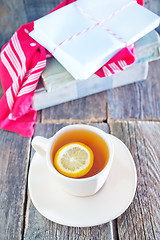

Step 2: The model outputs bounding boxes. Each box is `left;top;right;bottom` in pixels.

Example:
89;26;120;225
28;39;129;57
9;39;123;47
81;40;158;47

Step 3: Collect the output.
0;0;143;137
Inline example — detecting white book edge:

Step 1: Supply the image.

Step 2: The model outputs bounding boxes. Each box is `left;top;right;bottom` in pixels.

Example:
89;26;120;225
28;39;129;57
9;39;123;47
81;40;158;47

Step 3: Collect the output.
33;61;148;110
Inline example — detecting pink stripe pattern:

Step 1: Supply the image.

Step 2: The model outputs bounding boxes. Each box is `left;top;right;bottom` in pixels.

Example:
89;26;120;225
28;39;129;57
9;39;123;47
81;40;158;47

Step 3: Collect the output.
18;60;46;97
109;62;121;73
118;60;128;69
1;32;46;110
102;66;112;77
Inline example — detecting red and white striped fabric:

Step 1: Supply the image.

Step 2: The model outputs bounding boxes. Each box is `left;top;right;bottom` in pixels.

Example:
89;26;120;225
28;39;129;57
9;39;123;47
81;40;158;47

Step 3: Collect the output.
0;22;46;137
95;43;136;77
0;0;143;137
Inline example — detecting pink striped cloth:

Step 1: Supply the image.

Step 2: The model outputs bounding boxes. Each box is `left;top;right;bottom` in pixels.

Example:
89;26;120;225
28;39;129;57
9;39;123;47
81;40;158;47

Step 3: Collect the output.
0;0;143;137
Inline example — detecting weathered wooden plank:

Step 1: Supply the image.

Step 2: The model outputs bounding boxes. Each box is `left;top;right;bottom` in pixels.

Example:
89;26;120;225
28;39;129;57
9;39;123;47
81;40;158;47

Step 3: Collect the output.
23;0;61;22
0;129;31;240
0;0;27;49
24;201;117;240
110;120;160;240
24;122;118;240
107;60;160;120
41;92;107;123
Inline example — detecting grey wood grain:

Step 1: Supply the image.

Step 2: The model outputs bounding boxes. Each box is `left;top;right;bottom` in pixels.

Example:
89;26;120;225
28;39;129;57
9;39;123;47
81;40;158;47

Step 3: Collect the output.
0;129;31;240
0;0;27;49
24;122;118;240
106;60;160;120
110;121;160;240
23;0;60;22
41;92;107;123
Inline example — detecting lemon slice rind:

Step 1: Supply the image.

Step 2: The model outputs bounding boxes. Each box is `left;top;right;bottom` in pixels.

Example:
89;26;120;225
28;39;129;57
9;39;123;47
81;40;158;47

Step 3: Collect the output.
54;142;94;178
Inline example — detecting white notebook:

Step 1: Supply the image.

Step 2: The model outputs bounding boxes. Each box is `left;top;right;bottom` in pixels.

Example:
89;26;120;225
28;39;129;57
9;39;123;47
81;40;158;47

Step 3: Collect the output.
30;0;160;80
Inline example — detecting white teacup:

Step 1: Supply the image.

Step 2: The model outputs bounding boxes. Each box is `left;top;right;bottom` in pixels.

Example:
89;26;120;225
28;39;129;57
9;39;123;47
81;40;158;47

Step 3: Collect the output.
32;124;114;197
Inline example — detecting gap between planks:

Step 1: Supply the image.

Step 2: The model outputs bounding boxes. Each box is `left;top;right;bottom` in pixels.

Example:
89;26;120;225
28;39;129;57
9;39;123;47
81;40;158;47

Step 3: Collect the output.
40;117;107;124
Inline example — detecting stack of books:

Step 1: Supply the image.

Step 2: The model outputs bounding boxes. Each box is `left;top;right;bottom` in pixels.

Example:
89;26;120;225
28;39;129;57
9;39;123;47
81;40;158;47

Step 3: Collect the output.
32;30;160;111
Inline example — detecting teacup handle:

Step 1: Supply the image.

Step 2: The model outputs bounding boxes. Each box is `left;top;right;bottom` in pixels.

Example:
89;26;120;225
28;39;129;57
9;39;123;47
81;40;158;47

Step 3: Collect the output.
32;136;50;159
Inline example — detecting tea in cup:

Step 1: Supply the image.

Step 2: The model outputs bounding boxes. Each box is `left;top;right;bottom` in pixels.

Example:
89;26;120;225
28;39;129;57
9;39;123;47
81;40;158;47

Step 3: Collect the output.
32;124;114;197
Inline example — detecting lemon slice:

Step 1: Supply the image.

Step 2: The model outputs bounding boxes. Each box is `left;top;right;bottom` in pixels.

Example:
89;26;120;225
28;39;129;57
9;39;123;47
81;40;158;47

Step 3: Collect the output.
54;142;94;178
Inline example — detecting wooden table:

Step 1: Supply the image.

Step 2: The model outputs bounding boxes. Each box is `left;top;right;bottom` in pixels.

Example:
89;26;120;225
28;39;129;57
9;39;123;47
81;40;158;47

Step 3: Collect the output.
0;60;160;240
0;1;160;239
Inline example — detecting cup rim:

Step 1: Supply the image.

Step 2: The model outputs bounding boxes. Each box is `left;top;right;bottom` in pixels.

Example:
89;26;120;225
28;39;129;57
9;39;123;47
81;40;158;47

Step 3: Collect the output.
47;124;114;182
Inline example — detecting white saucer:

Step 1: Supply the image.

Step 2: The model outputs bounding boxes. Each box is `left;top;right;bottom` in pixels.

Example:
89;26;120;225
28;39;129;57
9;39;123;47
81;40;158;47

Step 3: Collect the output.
28;134;137;227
